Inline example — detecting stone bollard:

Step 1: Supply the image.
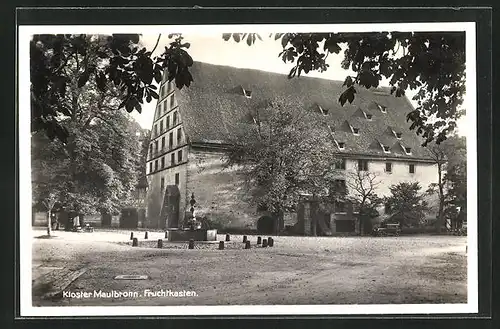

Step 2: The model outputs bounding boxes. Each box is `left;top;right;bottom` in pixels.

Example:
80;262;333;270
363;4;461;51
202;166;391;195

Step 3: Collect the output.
262;239;268;247
188;239;195;249
268;237;274;247
245;241;251;249
257;236;262;245
157;239;163;248
144;231;148;239
225;234;230;242
132;238;138;247
130;232;134;240
219;241;225;250
243;235;247;243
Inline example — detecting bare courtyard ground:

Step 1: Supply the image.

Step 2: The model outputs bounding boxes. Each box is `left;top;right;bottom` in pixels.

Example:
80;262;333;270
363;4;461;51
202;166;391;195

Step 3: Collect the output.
31;228;467;306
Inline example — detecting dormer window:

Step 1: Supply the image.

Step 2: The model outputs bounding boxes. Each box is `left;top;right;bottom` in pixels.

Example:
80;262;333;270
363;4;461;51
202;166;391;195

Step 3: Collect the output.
352;128;360;135
377;104;387;113
396;132;402;139
405;147;412;155
336;141;345;150
318;105;329;116
383;145;391;153
242;87;252;98
366;113;373;120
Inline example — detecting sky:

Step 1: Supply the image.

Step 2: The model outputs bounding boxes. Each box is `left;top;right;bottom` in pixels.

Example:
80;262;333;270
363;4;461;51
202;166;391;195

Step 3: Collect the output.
132;33;466;136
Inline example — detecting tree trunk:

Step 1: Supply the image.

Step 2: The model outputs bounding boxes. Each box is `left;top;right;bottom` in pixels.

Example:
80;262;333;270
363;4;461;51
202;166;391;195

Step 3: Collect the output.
47;210;52;236
436;163;444;233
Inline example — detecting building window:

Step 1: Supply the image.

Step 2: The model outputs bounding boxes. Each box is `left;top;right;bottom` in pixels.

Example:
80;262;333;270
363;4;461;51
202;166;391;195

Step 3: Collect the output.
385;162;393;173
149;162;152;173
154;124;158;136
409;164;415;174
178;150;183;162
177;127;182;143
169;132;174;148
160;177;165;191
171;153;175;165
333;179;347;195
166;115;170;128
161;136;165;150
161;156;165;169
334;200;346;213
154;140;158;154
335;158;346;170
358;159;369;171
160;120;163;133
173;111;178;125
175;173;180;185
170;94;175;109
154;160;158;171
149;143;153;155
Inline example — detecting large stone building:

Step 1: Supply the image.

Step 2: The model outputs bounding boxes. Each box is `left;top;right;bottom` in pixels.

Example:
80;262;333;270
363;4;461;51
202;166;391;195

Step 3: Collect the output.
145;61;438;234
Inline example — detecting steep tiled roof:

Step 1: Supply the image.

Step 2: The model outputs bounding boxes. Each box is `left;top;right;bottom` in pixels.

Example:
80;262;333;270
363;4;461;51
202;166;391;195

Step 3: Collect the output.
176;61;433;161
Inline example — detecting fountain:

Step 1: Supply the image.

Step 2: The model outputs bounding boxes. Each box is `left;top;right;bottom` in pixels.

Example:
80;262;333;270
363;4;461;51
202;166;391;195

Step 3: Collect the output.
165;193;217;242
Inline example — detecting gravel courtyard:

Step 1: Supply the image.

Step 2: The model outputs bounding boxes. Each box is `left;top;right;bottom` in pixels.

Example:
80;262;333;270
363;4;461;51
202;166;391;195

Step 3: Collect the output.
31;228;467;306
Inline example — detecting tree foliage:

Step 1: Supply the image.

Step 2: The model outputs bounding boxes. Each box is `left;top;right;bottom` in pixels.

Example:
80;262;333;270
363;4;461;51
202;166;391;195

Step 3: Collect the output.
31;32;465;146
384;182;429;227
224;97;338;215
30;33;193;143
31;36;143;215
427;135;467;231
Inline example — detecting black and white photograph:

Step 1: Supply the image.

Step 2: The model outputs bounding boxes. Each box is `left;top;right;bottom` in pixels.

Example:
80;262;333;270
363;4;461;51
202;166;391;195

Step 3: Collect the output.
19;20;478;316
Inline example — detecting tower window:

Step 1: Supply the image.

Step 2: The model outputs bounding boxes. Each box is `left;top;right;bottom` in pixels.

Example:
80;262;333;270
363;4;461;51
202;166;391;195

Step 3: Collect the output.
177;127;182;143
161;157;165;169
149;162;152;173
173;111;178;125
154;160;158;171
160;120;164;133
175;173;180;185
170;94;175;109
160;177;165;191
166;115;170;128
171;153;175;165
161;136;165;150
409;164;415;174
178;150;183;162
154;140;158;153
169;132;174;148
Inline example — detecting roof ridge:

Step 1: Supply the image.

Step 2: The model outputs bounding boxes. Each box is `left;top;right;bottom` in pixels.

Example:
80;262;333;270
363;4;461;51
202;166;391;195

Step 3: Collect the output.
192;61;393;93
